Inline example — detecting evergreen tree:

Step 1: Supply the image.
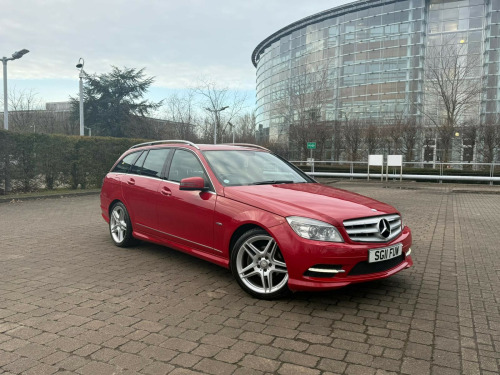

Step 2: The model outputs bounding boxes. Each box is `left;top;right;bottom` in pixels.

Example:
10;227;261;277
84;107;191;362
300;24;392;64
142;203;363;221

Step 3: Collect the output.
71;66;162;137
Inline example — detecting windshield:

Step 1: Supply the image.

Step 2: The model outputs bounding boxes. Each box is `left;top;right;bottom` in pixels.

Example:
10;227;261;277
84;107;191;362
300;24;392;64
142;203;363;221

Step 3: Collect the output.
203;150;314;186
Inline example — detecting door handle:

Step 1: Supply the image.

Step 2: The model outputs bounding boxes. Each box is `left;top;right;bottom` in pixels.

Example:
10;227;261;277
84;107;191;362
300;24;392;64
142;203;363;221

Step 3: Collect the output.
127;178;135;185
160;186;172;196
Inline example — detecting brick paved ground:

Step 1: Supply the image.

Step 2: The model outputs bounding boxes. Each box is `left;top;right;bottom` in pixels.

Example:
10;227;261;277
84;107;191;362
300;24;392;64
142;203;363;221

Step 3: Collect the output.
0;182;499;374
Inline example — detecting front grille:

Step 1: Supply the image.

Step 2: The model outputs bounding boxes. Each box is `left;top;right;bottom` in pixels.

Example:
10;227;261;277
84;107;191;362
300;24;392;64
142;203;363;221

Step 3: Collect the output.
348;254;405;276
343;214;402;243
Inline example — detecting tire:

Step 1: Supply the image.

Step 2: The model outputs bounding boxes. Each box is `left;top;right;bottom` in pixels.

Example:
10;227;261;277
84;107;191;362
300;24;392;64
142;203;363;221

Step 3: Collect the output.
109;202;135;247
231;228;290;299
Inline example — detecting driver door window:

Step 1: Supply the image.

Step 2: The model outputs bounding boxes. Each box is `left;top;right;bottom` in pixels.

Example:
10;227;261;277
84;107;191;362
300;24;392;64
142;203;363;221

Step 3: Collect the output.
168;149;208;185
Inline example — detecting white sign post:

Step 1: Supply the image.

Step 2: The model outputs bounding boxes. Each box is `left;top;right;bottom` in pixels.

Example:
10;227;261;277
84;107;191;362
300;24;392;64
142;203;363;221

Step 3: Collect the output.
307;142;316;172
368;155;384;181
386;155;403;181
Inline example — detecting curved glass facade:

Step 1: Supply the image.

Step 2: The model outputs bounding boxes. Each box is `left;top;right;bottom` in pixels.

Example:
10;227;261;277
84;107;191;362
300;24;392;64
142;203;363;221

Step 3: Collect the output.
253;0;500;143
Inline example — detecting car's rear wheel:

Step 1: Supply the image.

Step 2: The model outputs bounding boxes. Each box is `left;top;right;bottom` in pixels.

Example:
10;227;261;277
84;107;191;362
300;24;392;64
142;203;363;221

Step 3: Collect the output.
109;202;135;247
231;228;289;299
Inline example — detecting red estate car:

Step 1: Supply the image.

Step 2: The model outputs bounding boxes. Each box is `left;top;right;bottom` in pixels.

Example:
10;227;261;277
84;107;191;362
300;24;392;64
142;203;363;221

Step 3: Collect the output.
100;140;413;299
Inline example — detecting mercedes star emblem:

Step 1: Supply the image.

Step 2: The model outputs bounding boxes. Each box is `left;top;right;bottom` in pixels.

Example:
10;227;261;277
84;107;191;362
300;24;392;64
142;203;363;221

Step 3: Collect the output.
378;219;391;238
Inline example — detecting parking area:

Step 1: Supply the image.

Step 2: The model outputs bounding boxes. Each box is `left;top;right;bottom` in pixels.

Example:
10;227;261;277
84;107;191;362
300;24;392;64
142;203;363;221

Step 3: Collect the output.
0;181;499;375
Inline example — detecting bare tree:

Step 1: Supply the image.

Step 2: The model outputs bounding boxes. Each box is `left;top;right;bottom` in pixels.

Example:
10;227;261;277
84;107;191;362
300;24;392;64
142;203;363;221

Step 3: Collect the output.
6;88;44;133
231;111;257;143
263;140;291;159
275;63;335;159
477;122;500;163
423;36;483;161
387;124;403;156
379;126;395;156
195;79;247;143
162;91;199;141
342;118;363;161
331;120;342;161
364;121;381;155
400;118;422;162
0;89;78;135
386;110;422;162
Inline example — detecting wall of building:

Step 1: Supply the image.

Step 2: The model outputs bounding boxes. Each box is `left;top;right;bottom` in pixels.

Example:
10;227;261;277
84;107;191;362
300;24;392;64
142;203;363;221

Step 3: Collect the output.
253;0;500;161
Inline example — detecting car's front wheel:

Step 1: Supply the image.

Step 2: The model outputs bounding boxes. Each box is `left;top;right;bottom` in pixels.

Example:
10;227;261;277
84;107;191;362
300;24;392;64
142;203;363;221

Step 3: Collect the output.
231;229;289;299
109;202;135;247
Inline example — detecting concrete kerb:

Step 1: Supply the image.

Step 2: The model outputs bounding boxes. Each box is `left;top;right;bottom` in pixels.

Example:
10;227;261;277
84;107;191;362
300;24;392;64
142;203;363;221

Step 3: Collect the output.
0;189;101;204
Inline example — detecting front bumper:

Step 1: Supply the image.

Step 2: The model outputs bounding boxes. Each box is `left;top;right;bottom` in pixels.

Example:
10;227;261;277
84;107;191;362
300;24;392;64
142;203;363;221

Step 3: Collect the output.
268;223;413;292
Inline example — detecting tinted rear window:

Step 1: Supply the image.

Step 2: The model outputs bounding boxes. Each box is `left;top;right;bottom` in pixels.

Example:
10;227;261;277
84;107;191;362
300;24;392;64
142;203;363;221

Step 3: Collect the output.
112;152;140;173
141;148;171;178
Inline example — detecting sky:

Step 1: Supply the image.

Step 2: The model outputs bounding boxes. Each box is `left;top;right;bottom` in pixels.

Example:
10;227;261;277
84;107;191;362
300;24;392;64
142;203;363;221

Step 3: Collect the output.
1;0;352;110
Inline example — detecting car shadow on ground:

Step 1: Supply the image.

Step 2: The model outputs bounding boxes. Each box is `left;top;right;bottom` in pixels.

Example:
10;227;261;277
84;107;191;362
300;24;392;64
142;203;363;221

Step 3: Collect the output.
114;237;414;307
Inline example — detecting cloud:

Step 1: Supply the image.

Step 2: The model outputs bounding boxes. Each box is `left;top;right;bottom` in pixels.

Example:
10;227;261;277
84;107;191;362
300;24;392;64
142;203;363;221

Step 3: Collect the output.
2;0;350;100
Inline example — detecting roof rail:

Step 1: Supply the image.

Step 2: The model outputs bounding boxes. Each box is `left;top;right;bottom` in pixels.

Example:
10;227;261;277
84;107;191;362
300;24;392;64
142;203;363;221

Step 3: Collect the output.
129;140;200;150
226;143;271;152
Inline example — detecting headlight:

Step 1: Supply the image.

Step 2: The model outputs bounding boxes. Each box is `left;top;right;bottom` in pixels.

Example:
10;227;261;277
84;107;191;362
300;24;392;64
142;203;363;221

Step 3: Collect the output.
286;216;344;242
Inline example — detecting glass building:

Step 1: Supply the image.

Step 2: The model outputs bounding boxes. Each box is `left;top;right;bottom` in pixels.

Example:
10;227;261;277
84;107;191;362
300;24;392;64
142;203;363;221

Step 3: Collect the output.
252;0;500;159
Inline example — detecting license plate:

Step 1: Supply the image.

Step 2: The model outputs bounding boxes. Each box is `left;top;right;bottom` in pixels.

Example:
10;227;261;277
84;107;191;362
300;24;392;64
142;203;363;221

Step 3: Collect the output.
368;243;403;263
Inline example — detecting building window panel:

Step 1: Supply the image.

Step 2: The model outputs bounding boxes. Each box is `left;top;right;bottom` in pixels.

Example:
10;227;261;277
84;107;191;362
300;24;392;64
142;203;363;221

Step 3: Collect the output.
469;42;481;53
429;23;441;33
458;19;469;30
371;26;384;37
343;54;355;62
382;13;395;24
395;0;410;11
444;21;459;32
489;50;499;62
429;10;440;22
469;5;484;18
368;50;381;59
469;31;482;42
384;3;395;13
458;7;469;19
356;51;368;61
468;18;482;29
367;15;382;27
443;8;459;20
341;87;353;97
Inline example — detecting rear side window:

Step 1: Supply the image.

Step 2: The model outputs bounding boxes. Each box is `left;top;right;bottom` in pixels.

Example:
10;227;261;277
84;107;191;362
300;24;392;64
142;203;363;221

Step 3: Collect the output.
141;148;171;178
130;151;147;175
112;152;140;173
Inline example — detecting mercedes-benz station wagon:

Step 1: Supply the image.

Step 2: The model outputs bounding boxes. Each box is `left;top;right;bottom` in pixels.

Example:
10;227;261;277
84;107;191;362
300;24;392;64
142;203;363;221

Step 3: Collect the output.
100;140;413;299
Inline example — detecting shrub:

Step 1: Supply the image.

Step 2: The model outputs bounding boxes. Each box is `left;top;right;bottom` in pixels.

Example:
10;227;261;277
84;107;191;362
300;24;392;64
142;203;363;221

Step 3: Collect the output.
0;130;145;194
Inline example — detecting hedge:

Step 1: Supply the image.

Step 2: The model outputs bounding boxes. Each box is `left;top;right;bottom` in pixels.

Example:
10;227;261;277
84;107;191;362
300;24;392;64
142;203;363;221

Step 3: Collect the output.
0;130;146;194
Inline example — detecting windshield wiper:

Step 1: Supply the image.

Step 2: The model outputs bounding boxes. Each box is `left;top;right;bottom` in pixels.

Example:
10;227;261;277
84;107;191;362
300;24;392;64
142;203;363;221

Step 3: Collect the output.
251;180;295;185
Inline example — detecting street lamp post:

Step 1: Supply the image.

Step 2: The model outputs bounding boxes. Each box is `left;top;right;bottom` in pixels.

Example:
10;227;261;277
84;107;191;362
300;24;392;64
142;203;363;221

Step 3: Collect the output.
228;121;235;143
2;49;30;130
76;58;85;136
205;106;228;144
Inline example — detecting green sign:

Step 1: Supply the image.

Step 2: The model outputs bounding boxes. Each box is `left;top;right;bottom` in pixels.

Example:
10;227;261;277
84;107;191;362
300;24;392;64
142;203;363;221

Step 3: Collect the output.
307;142;316;149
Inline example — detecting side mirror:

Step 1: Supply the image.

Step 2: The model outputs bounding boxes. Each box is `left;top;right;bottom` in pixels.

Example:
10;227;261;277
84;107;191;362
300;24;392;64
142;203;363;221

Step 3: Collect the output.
179;177;208;191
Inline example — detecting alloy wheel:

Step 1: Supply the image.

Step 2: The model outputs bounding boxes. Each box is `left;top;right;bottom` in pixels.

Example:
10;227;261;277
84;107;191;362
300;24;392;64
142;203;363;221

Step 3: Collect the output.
235;234;288;296
110;204;128;244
